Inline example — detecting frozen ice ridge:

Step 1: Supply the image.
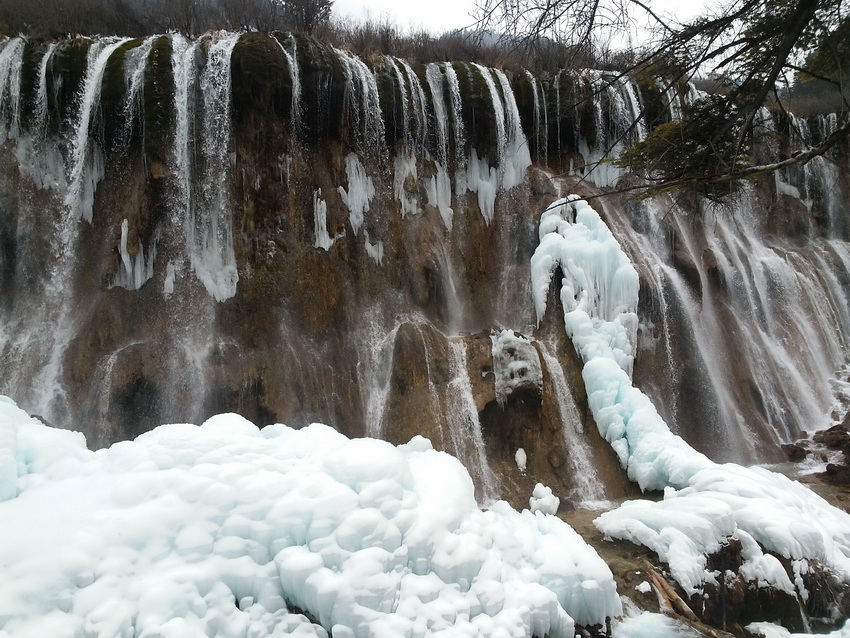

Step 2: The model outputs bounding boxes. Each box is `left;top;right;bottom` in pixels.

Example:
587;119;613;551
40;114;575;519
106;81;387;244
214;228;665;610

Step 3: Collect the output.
532;195;850;602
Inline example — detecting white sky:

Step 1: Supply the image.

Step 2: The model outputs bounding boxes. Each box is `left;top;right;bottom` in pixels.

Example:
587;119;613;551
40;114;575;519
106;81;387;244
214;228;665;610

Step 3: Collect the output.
330;0;710;36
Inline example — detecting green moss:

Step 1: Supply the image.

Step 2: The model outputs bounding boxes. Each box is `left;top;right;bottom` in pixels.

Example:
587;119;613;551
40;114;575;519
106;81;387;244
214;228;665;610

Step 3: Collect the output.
101;38;143;109
455;62;499;164
50;37;92;123
232;32;291;129
19;38;45;131
376;61;402;149
510;70;537;157
289;35;345;142
635;69;668;130
144;36;175;161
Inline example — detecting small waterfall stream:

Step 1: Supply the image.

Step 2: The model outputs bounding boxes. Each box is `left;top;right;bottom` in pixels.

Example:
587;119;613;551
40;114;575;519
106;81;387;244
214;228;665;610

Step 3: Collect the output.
65;38;130;222
445;339;499;503
539;343;606;501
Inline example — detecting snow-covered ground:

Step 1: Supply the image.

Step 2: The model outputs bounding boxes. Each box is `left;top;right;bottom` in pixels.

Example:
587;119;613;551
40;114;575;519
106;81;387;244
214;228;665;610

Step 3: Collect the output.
0;395;620;638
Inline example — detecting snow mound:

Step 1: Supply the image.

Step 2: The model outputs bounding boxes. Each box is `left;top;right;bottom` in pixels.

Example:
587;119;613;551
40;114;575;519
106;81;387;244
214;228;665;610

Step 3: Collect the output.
0;396;621;637
529;483;560;515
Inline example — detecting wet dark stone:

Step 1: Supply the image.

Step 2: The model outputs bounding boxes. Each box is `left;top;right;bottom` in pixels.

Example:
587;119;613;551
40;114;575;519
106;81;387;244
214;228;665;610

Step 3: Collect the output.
781;443;808;462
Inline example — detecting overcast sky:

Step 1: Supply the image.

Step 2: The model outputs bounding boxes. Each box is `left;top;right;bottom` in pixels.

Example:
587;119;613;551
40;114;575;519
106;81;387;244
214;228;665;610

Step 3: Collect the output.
331;0;709;37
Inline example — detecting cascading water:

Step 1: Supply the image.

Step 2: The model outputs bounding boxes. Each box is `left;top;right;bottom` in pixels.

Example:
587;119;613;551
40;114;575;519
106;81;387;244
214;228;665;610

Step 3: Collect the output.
0;32;847;508
191;32;240;302
538;343;605;501
275;34;301;133
424;63;454;229
0;38;24;142
445;339;499;502
65;37;131;223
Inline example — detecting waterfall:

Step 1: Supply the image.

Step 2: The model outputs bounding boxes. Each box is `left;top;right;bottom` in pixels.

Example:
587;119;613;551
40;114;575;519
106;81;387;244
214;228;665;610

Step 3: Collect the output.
445;339;499;503
424;63;454;229
526;70;547;164
33;43;58;137
337;48;384;152
538;343;605;502
399;59;428;148
120;37;157;144
425;64;449;164
275;34;301;133
0;38;24;142
1;31;849;519
65;37;131;222
362;322;401;439
472;64;507;161
461;64;531;224
445;63;466;168
191;32;240;302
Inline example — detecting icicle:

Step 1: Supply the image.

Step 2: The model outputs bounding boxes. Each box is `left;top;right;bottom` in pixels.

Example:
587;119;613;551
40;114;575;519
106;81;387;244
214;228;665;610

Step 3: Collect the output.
112;219;156;290
313;188;336;250
337;152;374;235
531;196;639;375
64;37;131;222
364;231;384;265
490;329;542;406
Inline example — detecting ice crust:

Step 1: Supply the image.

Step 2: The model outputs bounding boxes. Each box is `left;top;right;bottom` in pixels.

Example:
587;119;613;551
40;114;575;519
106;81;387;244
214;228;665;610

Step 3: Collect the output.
532;196;850;597
0;395;621;637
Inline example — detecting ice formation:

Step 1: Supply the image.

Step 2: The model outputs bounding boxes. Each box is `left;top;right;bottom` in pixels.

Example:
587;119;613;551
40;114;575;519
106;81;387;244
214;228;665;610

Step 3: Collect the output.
612;611;705;637
0;395;622;637
529;483;560;515
515;448;527;472
338;153;374;235
490;329;543;406
532;196;850;597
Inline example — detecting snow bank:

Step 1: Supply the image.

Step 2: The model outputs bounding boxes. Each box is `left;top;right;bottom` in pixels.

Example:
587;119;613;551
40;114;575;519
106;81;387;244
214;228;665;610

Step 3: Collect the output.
533;196;850;598
747;620;850;638
0;395;621;637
